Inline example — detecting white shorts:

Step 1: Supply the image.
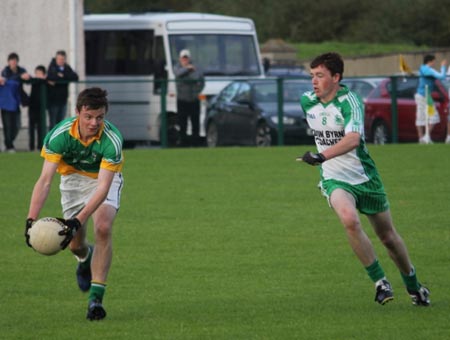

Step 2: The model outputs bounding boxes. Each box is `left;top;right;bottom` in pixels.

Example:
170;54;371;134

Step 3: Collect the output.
414;93;440;126
59;172;124;219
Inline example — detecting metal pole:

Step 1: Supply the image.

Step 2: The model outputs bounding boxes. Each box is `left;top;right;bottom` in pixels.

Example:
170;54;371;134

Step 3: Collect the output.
160;79;168;148
276;78;284;146
39;80;47;146
389;76;398;143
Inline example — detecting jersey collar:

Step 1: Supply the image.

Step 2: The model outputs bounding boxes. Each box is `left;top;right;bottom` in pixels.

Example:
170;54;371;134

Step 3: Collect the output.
69;118;104;146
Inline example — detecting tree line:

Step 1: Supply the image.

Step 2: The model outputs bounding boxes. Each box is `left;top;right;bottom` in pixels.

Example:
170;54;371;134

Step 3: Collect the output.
85;0;450;47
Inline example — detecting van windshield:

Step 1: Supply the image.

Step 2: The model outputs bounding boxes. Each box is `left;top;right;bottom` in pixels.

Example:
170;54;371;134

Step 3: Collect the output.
169;34;262;76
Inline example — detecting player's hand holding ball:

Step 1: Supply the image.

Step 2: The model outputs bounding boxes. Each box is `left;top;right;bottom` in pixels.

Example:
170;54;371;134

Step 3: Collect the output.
57;218;82;249
298;151;326;166
25;218;35;247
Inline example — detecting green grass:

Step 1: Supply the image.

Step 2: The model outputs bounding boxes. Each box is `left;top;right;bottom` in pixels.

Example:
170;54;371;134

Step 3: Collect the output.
293;42;430;61
1;144;450;339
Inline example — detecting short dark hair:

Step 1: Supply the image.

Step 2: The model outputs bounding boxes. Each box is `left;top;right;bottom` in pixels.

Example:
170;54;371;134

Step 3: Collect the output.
76;87;108;113
423;54;435;64
310;52;344;81
7;52;19;61
35;65;46;74
56;50;67;57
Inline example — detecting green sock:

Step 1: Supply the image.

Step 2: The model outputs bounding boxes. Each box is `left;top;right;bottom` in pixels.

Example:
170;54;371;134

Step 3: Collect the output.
365;259;385;283
400;267;420;291
89;282;106;302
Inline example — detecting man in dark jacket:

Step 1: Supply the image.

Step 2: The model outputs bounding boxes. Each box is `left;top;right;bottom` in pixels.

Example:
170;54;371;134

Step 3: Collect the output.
173;49;204;147
0;52;30;152
47;50;79;129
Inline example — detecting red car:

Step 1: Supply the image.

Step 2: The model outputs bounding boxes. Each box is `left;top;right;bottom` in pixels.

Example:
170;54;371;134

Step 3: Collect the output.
364;76;449;144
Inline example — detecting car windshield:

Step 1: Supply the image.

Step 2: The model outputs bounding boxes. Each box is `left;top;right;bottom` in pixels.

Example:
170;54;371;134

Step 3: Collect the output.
441;78;450;91
252;81;312;103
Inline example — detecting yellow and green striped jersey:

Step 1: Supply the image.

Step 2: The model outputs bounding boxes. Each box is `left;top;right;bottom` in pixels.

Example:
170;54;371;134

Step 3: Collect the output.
42;117;124;179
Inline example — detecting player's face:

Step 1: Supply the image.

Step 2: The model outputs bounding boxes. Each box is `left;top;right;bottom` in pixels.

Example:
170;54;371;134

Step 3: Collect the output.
310;64;340;103
76;106;106;141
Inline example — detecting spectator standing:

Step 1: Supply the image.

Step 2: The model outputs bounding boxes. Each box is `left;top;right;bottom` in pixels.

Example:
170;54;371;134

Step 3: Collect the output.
47;50;79;129
0;52;30;152
414;54;447;144
173;49;204;147
28;65;47;151
446;120;450;144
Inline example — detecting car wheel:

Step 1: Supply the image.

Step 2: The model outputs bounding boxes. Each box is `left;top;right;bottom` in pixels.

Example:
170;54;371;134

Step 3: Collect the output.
206;122;219;147
255;122;272;147
372;121;389;145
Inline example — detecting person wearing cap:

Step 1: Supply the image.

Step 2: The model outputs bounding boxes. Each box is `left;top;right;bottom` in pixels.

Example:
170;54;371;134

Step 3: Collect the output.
173;49;204;147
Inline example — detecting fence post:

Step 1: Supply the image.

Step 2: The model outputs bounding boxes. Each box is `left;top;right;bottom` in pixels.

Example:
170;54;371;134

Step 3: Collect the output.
160;79;168;148
389;76;399;143
276;78;284;146
40;80;47;145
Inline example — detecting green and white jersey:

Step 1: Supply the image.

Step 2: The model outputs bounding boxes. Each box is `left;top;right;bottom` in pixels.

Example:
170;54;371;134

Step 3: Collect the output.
300;85;379;185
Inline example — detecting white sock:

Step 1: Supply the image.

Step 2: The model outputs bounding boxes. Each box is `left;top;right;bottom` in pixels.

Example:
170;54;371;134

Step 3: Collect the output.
75;246;91;263
375;277;387;287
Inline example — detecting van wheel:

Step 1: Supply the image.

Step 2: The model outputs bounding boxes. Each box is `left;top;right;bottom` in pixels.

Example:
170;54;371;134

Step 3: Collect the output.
372;121;389;144
206;122;219;147
167;122;180;147
160;113;180;147
123;141;137;149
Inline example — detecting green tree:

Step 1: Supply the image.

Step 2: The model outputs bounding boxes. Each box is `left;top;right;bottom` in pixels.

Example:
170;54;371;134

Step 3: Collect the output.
83;0;450;46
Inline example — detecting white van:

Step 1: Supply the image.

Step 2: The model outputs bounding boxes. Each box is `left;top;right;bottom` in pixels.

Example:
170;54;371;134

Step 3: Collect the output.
83;12;264;146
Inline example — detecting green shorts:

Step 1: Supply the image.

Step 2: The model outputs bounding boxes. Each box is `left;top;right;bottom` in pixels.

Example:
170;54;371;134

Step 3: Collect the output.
319;178;389;215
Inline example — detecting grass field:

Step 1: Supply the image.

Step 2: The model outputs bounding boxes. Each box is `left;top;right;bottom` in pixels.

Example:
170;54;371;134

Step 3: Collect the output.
1;144;449;339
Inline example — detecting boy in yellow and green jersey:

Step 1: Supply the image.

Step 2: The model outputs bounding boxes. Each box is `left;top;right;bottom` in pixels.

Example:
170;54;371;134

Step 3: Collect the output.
26;87;124;320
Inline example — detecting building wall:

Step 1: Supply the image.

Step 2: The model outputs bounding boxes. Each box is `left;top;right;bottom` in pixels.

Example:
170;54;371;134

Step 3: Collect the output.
0;0;84;150
0;0;85;80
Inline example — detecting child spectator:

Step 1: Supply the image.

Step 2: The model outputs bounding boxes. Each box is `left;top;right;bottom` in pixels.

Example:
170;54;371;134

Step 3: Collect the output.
28;65;47;151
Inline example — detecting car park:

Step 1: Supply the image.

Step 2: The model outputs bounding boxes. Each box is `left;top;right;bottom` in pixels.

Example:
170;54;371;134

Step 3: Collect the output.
341;77;385;100
364;76;449;144
205;79;314;146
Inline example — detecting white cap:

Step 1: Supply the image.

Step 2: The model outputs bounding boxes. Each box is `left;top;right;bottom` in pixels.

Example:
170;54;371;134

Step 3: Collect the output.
179;49;191;58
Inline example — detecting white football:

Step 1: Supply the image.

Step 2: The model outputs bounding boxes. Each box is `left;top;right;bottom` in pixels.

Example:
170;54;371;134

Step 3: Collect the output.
29;217;66;255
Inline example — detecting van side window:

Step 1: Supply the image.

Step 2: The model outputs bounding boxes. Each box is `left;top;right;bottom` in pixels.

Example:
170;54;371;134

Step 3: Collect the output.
85;30;154;75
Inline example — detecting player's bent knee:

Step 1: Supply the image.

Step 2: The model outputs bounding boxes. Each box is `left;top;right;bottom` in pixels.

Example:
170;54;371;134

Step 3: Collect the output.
94;222;113;240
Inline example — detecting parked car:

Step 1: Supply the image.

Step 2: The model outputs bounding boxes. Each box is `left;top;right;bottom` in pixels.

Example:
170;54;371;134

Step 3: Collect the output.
341;77;385;100
265;65;309;78
364;76;449;144
205;79;314;147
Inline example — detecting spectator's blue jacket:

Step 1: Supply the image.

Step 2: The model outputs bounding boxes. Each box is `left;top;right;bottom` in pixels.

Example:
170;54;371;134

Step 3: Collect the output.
0;80;20;111
417;64;446;96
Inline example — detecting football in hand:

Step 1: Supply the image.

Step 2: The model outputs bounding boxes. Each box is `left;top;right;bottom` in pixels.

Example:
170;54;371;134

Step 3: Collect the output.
28;217;66;255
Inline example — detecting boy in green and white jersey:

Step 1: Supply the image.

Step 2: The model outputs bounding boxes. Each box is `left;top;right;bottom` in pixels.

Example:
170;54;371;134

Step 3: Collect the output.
299;52;429;306
25;87;124;320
